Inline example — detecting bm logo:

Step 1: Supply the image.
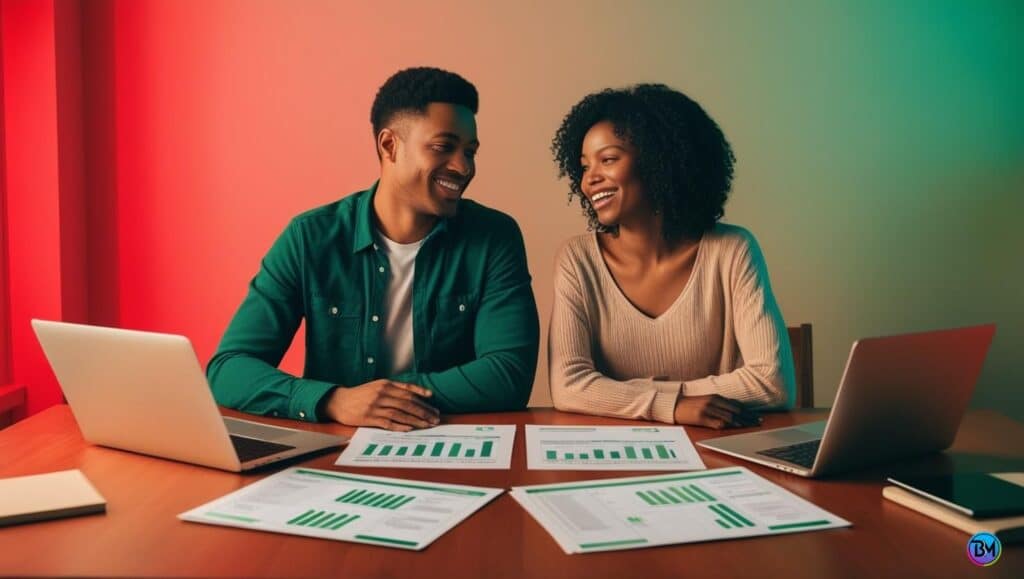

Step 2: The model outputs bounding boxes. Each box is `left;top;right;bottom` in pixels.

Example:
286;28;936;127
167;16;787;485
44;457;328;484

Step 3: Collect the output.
967;532;1001;567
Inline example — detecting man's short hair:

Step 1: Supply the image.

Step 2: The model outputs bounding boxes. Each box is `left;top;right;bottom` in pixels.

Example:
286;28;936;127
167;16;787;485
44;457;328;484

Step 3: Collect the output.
370;67;479;137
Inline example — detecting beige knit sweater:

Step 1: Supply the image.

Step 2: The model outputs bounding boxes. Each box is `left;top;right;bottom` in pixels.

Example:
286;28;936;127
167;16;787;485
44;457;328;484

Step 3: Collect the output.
548;224;795;424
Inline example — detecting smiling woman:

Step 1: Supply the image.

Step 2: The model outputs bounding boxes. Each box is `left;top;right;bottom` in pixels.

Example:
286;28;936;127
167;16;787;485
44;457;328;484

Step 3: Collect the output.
547;84;796;429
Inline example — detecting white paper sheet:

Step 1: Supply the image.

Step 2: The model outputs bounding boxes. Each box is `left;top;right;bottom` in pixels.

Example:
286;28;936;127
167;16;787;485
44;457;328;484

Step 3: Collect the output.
179;467;502;550
511;467;850;553
335;425;516;469
525;425;705;471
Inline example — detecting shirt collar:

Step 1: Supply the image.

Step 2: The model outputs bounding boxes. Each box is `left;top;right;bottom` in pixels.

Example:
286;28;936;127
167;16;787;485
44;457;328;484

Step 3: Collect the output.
352;180;451;254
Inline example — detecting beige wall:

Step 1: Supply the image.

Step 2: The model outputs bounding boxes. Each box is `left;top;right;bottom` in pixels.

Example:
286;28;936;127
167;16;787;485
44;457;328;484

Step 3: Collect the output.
112;1;1023;419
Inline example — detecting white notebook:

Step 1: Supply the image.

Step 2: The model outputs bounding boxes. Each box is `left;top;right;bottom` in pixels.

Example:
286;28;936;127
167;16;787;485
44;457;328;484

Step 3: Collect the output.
0;469;106;527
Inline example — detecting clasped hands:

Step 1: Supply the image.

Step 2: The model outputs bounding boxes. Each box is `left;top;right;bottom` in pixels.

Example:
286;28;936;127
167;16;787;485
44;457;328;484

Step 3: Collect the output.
323;382;762;432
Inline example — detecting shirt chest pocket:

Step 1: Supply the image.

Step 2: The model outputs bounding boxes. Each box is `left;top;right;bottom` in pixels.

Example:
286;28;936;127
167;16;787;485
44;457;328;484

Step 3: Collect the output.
430;293;477;359
308;296;363;353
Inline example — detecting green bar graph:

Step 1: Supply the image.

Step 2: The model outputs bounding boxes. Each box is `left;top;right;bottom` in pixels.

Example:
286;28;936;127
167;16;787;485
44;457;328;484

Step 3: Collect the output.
679;483;704;502
393;496;416;509
396;446;408;456
329;514;360;530
715;519;730;529
336;489;413;510
466;449;476;457
709;504;752;528
448;443;462;457
481;441;493;457
659;490;680;504
690;485;715;501
379;445;393;456
370;494;395;507
319;513;346;528
668;487;692;503
413;444;426;456
430;442;444;457
716;504;753;527
355;492;378;505
636;485;721;507
379;495;404;509
287;510;359;530
542;443;683;464
287;509;319;525
305;511;332;526
362;444;378;456
637;491;657;506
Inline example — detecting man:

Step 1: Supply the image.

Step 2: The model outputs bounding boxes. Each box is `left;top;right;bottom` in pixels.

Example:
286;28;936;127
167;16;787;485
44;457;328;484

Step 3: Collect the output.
209;67;539;431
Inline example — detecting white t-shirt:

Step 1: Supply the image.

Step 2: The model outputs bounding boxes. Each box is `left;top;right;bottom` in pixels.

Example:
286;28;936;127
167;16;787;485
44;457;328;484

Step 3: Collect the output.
374;230;424;377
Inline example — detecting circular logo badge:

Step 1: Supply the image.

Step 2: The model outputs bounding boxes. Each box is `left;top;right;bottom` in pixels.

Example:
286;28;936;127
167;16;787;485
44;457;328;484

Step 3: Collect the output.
966;532;1001;567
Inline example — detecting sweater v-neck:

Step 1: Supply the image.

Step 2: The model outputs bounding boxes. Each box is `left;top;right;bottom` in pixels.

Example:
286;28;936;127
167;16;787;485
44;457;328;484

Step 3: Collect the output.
590;232;706;323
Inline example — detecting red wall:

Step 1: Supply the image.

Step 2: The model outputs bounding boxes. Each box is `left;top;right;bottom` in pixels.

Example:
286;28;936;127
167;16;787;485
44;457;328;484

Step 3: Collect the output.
1;1;390;415
1;0;79;414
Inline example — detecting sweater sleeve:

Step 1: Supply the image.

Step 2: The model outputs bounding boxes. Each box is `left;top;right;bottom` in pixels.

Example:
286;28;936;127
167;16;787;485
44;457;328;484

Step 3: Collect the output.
548;243;681;423
680;231;796;409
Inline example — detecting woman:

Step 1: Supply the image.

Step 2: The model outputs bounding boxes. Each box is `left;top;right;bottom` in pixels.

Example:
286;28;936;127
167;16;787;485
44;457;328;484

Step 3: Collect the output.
548;84;795;428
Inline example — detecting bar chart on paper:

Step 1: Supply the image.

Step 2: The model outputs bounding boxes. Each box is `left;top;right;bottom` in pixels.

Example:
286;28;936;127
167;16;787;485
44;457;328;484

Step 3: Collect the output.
525;425;705;471
336;425;515;469
179;468;503;550
510;467;850;554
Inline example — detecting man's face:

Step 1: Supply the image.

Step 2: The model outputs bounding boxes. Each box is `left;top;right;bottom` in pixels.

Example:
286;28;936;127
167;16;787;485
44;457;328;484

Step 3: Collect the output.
387;102;478;218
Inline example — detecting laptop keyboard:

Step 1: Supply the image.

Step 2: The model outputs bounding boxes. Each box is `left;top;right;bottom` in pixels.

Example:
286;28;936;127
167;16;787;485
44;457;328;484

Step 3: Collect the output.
757;439;821;468
230;435;296;463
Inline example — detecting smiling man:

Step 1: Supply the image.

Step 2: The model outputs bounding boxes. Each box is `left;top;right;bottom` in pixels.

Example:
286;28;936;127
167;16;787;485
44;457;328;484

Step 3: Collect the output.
208;67;540;430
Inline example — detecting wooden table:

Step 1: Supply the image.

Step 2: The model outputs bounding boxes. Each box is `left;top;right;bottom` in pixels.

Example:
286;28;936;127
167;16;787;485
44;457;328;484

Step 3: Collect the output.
1;405;1022;577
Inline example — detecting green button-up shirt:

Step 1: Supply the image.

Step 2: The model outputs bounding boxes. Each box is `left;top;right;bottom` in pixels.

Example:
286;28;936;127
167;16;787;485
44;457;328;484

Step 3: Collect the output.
208;183;540;422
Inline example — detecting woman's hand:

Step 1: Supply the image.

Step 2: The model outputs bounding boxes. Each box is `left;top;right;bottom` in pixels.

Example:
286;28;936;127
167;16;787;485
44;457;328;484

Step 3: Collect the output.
673;394;762;429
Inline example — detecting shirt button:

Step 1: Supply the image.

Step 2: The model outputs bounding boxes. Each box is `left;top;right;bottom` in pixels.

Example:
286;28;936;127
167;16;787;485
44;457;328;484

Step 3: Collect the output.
373;243;378;250
378;266;385;273
271;411;278;417
367;357;375;365
371;315;380;322
458;304;466;312
330;306;339;315
298;411;306;419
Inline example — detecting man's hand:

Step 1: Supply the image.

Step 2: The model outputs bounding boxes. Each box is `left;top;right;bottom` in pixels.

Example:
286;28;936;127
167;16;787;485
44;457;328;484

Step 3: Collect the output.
673;394;762;429
323;380;440;431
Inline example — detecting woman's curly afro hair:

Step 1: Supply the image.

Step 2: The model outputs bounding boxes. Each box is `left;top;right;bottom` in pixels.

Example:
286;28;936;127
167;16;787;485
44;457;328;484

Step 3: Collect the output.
551;84;735;242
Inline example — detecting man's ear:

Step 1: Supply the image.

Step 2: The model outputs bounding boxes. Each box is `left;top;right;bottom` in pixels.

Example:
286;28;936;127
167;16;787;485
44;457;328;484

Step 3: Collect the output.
377;128;399;163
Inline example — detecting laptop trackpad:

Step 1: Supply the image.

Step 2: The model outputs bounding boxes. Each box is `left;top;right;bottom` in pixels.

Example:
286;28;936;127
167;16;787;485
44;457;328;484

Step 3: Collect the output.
765;424;823;444
224;417;295;441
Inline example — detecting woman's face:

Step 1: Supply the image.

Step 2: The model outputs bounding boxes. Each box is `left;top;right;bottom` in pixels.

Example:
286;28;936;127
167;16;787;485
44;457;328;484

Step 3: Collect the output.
579;121;649;228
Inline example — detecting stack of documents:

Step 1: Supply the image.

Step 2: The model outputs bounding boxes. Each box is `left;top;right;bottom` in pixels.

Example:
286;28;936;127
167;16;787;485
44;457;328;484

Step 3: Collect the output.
511;467;850;554
336;425;516;469
180;467;502;550
525;425;705;471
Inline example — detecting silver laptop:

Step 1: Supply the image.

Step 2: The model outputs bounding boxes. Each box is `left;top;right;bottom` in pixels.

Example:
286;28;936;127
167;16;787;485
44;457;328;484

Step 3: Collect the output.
698;324;995;478
32;319;346;472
